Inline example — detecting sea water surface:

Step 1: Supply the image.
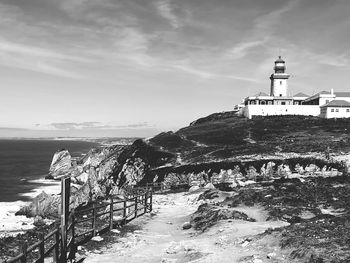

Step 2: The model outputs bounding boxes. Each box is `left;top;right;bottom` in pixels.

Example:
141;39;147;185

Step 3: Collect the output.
0;139;99;202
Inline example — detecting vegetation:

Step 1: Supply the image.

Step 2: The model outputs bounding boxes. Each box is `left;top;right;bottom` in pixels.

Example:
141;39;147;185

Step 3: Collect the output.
149;114;350;163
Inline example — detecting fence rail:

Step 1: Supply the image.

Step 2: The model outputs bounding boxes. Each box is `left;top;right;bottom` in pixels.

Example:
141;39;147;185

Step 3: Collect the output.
4;180;156;263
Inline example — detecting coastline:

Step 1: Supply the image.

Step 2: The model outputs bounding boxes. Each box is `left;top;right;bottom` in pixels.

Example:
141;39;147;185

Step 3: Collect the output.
0;178;61;238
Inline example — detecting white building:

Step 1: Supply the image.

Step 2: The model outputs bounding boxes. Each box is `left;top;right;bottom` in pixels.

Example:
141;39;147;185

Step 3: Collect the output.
242;56;320;119
320;100;350;118
239;56;350;119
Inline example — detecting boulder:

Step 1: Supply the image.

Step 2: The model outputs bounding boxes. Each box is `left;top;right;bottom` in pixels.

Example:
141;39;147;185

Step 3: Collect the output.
16;191;60;218
74;172;89;184
47;149;72;179
189;186;200;192
191;203;255;231
182;222;192;230
204;183;215;189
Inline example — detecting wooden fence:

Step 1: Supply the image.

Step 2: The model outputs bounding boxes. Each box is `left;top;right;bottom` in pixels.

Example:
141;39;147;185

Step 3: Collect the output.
5;180;154;263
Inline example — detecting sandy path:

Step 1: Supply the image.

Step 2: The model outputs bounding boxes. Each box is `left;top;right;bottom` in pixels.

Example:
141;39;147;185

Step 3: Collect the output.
83;192;290;263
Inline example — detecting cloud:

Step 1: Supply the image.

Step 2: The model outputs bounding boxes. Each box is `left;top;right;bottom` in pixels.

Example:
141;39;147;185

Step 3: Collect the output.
254;0;301;33
0;40;87;61
51;122;102;130
172;63;259;82
304;51;349;67
0;39;88;78
0;127;28;131
50;122;152;130
153;0;181;28
226;39;268;60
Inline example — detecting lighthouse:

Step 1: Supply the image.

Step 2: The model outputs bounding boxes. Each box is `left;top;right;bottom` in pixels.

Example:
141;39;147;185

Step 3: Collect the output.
270;56;290;97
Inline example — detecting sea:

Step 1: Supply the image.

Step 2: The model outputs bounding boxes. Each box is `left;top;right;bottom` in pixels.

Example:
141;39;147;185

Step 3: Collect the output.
0;139;99;203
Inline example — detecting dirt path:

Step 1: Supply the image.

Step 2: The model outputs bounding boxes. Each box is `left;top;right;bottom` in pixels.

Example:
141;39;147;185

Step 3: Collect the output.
83;192;290;263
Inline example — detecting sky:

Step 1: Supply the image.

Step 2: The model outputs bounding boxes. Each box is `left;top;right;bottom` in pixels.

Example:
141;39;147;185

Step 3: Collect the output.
0;0;350;138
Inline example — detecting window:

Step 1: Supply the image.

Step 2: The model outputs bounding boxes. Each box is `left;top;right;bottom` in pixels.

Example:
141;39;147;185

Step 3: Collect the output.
326;100;329;104
331;109;335;112
280;94;282;97
281;102;286;105
280;81;282;85
347;109;350;113
336;109;339;112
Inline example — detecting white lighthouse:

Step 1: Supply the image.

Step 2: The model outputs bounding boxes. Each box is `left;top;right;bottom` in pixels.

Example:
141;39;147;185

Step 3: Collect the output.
270;56;290;97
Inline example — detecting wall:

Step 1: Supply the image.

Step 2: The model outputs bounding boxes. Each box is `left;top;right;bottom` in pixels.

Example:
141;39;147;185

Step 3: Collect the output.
324;107;350;119
243;105;320;119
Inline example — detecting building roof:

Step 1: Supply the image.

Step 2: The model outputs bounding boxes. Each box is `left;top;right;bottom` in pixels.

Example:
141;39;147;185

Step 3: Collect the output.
254;92;269;97
321;100;350;108
335;92;350;97
303;90;335;102
275;56;285;63
273;96;294;100
294;92;309;97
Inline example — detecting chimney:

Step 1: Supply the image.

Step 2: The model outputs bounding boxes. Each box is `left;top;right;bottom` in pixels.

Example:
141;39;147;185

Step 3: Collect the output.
331;88;334;96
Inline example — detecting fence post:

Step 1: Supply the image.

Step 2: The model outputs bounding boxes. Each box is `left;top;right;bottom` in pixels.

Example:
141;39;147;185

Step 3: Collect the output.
53;225;59;263
70;210;76;260
109;197;114;230
20;243;27;263
38;233;45;263
144;191;148;214
60;176;70;263
92;203;97;236
134;196;138;219
123;200;127;224
149;191;153;212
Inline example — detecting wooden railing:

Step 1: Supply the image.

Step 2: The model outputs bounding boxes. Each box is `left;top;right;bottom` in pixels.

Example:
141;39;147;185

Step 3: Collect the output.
4;187;153;263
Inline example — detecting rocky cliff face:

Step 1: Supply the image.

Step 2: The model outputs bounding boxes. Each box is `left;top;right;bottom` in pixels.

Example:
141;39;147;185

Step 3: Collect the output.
19;139;175;218
47;149;72;179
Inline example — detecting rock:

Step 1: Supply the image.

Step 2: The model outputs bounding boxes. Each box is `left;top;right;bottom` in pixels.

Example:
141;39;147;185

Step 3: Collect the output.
74;172;89;184
182;222;192;230
47;149;72;179
161;258;177;263
113;216;123;221
241;241;250;247
204;183;215;189
190;203;255;231
111;229;121;234
198;189;220;200
189;186;200;192
267;252;277;259
16;191;60;218
33;216;45;227
91;236;103;242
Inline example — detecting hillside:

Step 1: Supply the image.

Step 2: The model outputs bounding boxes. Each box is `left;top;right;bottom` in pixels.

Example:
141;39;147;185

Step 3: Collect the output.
149;113;350;163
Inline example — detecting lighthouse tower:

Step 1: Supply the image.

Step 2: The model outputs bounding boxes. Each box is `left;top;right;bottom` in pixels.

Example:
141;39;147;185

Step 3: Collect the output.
270;56;290;97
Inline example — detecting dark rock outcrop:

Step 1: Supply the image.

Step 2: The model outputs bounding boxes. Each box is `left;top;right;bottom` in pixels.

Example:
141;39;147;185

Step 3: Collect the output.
191;203;255;231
